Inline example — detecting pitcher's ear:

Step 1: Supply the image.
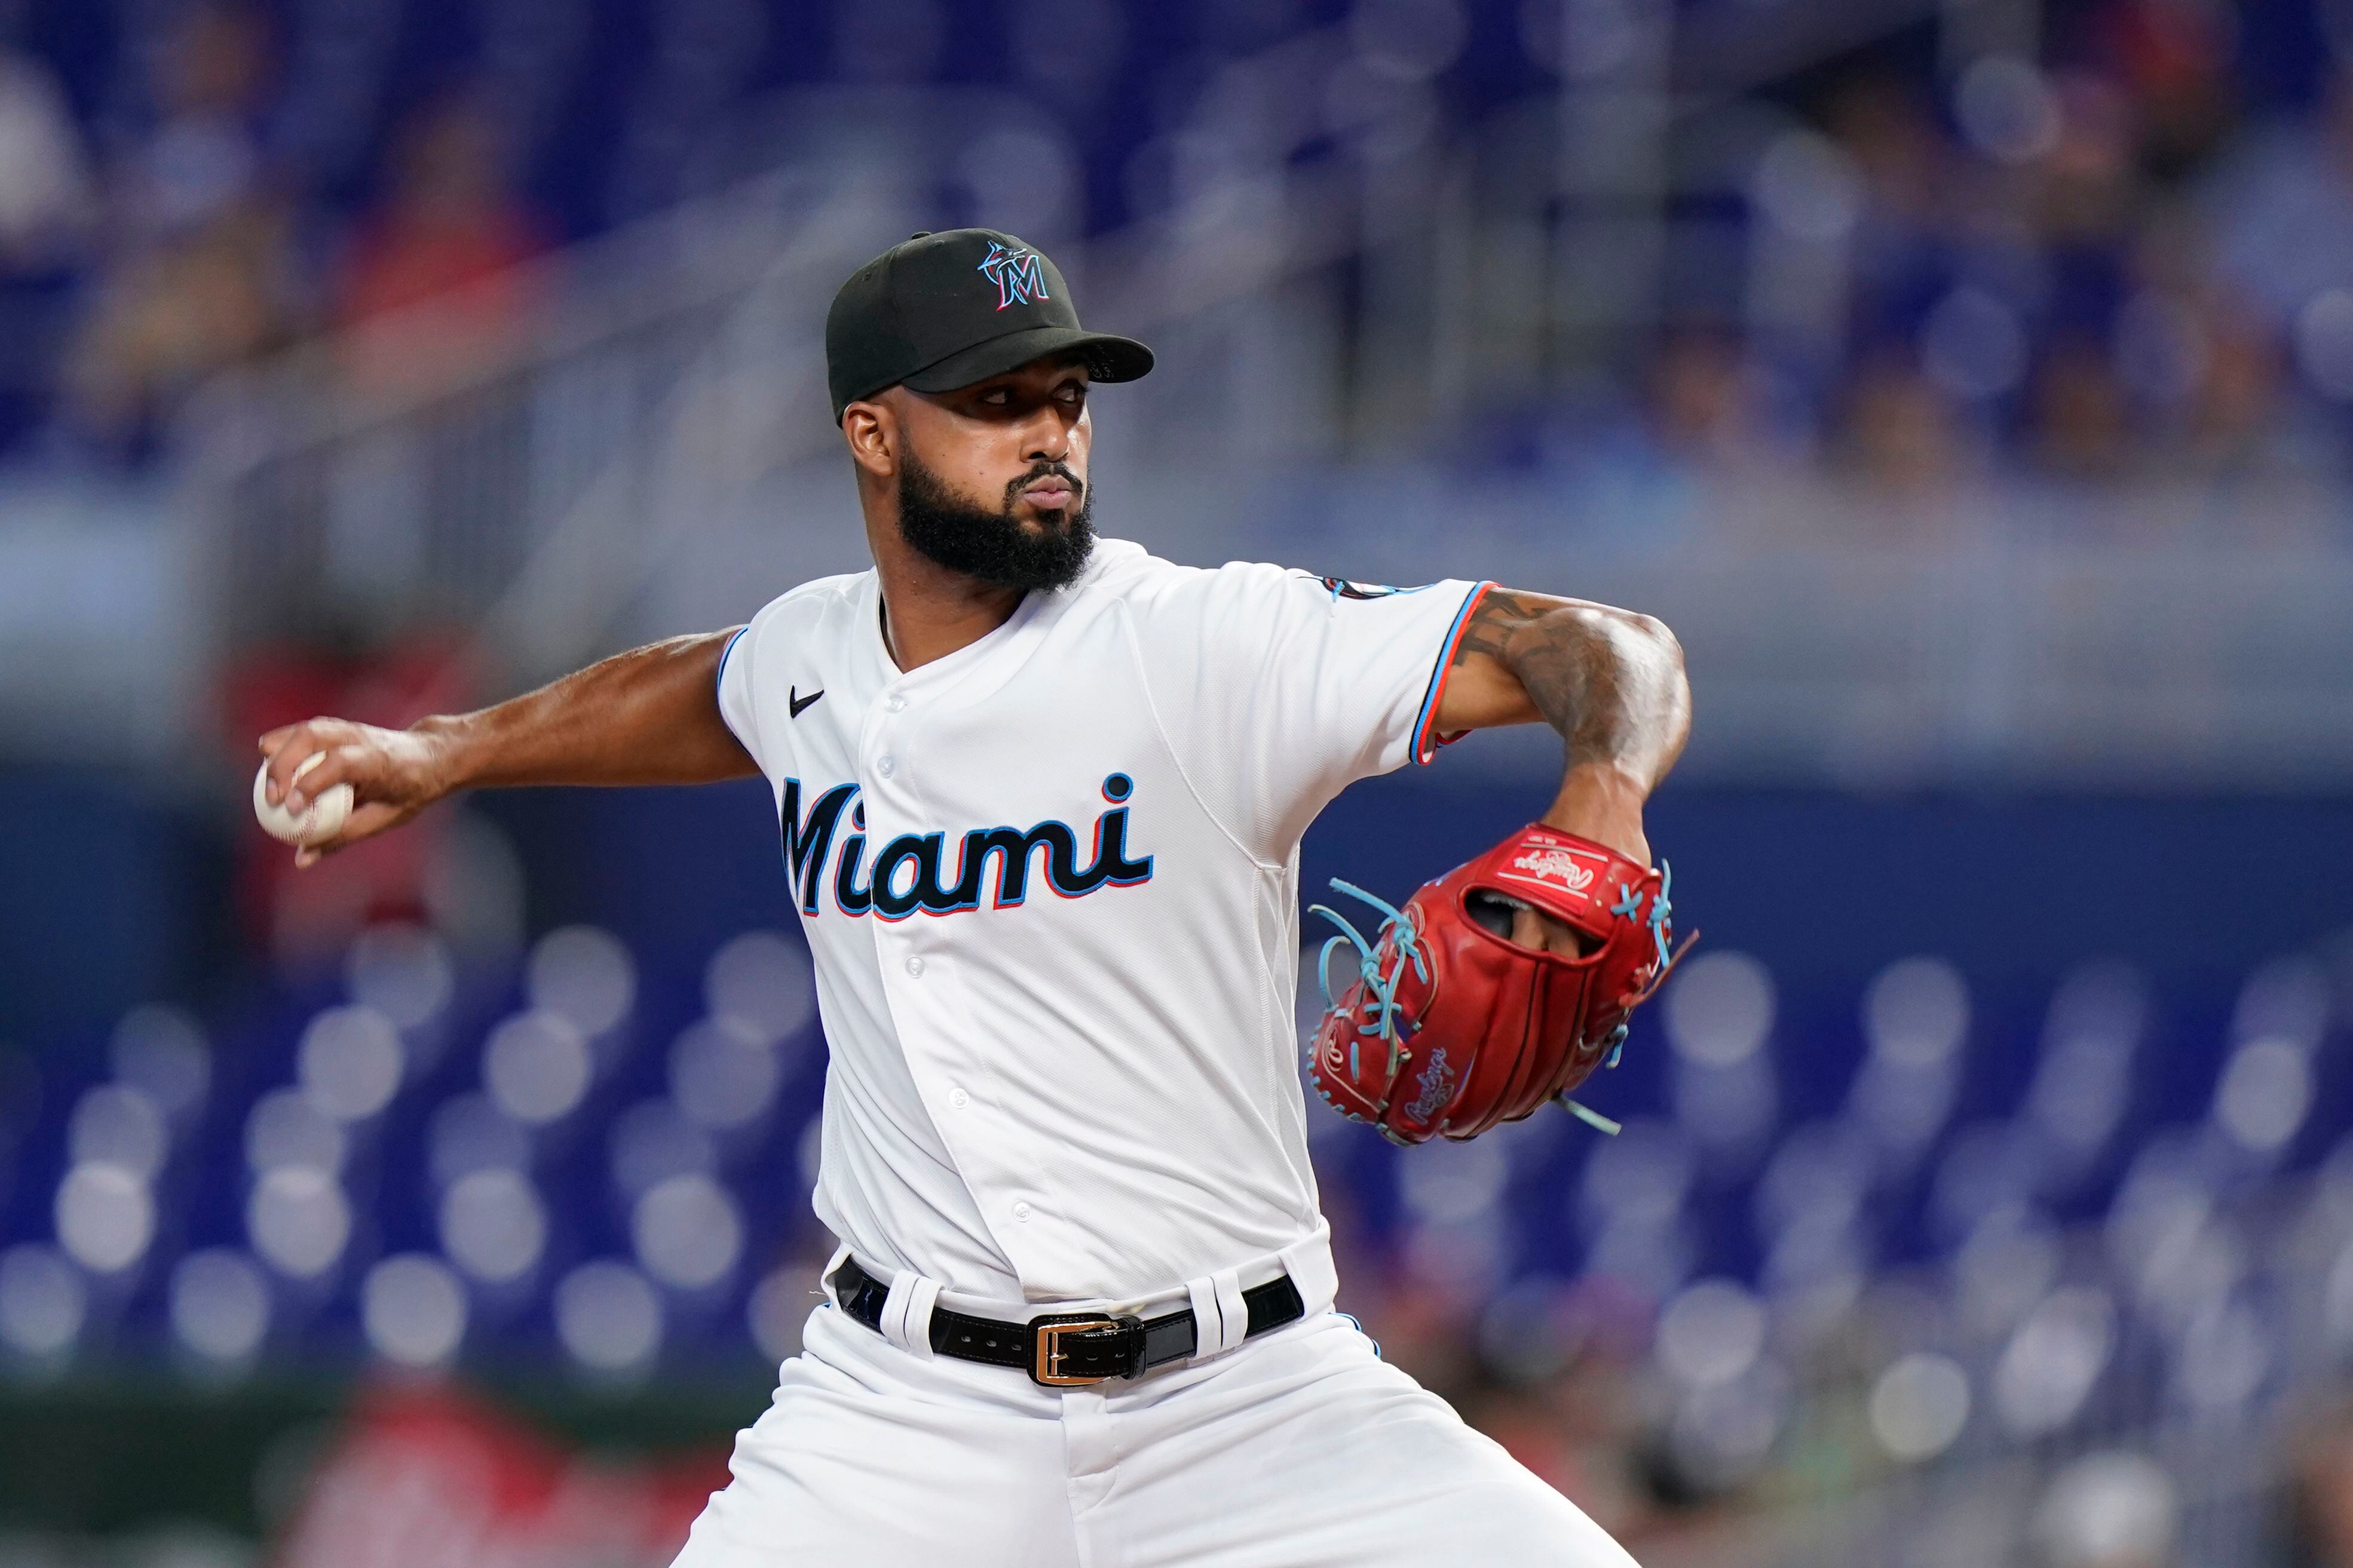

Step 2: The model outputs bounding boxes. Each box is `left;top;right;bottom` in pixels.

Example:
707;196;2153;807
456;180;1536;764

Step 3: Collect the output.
842;400;896;477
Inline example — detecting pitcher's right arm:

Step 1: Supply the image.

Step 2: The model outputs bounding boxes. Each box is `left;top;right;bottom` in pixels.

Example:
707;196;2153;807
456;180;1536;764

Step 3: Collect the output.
257;630;756;867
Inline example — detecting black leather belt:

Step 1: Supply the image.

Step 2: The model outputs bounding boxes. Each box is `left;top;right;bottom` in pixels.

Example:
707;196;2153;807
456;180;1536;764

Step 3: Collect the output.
829;1256;1306;1386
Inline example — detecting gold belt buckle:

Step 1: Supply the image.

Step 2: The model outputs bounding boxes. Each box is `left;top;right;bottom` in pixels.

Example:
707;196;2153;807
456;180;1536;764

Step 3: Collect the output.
1032;1316;1120;1386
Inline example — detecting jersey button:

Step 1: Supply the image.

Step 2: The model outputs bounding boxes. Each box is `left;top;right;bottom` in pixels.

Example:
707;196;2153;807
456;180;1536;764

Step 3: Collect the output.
905;955;925;978
887;695;908;713
877;755;897;778
949;1086;970;1109
1012;1201;1032;1222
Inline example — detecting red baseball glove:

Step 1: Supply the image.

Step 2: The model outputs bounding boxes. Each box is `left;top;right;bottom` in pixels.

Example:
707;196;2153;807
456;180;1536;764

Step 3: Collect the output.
1307;824;1692;1145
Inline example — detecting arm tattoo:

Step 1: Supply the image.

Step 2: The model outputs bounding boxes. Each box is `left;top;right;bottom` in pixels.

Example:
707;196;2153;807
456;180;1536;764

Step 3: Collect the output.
1450;589;1687;784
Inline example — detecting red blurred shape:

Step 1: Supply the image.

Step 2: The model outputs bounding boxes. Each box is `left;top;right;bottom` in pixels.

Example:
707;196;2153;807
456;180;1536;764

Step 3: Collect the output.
269;1381;729;1568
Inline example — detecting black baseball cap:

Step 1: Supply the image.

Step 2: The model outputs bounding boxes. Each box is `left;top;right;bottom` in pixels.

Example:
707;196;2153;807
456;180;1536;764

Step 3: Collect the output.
825;228;1154;422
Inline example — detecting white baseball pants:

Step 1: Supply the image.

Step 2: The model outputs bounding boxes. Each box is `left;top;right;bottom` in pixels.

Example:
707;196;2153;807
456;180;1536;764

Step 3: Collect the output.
669;1297;1636;1567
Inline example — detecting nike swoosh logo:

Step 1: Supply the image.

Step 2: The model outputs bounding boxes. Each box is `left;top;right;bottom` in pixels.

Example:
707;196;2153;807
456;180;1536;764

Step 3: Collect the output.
789;686;823;719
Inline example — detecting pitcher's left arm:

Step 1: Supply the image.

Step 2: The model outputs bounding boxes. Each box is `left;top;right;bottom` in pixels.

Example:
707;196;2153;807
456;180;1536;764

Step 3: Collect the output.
1433;588;1691;950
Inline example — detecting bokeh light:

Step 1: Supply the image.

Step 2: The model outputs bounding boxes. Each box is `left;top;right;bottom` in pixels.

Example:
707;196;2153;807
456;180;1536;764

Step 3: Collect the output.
1655;1279;1766;1390
54;1161;154;1275
1994;1287;2115;1438
703;931;817;1044
247;1168;353;1280
361;1254;468;1368
344;923;456;1032
0;1244;87;1363
245;1088;348;1177
632;1173;744;1291
526;926;638;1038
68;1084;168;1184
1869;1352;1971;1462
168;1250;271;1367
554;1260;663;1376
483;1010;594;1126
438;1168;549;1286
296;1005;405;1122
1663;951;1775;1067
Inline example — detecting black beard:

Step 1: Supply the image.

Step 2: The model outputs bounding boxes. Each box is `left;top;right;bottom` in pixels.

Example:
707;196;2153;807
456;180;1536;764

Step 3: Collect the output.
895;449;1095;592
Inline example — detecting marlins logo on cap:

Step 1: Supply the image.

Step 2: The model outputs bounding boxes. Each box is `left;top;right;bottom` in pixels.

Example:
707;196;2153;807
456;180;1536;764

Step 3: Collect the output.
823;228;1154;422
978;242;1049;311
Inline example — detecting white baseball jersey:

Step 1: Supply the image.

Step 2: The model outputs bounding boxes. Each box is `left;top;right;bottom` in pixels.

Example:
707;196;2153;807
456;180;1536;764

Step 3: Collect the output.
716;538;1489;1305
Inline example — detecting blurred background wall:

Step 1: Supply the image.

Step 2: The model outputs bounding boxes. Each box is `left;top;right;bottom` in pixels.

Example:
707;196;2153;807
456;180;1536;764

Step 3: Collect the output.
0;0;2349;1564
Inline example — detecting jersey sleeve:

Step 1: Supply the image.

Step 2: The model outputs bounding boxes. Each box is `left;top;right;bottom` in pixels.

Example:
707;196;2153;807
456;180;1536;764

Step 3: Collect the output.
715;619;765;773
1129;563;1491;864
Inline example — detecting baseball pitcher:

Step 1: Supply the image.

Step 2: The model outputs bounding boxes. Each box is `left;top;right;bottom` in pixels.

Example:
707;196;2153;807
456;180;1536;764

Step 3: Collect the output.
258;229;1692;1566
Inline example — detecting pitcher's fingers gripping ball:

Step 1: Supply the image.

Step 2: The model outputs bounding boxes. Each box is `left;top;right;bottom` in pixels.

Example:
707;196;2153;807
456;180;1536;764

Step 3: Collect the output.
1310;823;1695;1144
252;754;354;848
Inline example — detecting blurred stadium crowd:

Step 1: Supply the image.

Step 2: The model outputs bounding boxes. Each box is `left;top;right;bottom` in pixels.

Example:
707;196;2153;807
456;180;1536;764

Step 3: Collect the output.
3;0;2353;490
0;2;2349;1567
5;919;2353;1567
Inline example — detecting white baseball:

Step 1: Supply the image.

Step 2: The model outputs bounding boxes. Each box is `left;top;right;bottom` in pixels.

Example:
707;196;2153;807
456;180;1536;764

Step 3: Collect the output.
253;753;354;848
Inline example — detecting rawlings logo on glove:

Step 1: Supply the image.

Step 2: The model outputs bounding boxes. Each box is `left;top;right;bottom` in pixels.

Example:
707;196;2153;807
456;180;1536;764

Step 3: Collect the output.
1307;824;1694;1146
1505;846;1597;895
